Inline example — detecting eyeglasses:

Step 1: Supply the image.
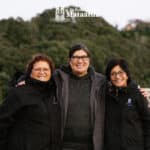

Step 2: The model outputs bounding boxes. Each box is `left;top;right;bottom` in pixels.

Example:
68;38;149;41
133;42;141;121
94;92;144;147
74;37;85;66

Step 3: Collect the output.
32;68;50;73
110;71;126;77
71;55;89;61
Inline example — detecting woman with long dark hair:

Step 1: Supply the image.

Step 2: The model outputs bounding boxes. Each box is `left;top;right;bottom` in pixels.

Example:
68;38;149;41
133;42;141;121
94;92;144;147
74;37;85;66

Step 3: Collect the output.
104;58;150;150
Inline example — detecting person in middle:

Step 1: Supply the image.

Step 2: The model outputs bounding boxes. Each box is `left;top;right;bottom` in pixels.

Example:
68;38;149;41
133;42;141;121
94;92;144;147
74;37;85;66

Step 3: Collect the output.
53;43;106;150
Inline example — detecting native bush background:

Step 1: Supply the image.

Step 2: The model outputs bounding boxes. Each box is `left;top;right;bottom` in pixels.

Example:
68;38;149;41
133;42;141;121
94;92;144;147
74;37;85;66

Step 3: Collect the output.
0;6;150;102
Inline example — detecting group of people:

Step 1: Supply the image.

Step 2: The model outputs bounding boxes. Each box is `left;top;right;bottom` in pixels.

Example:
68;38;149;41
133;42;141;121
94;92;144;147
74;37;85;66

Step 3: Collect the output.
0;43;150;150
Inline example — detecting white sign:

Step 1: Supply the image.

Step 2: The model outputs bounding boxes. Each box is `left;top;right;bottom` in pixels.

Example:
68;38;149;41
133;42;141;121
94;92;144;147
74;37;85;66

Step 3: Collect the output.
55;7;97;22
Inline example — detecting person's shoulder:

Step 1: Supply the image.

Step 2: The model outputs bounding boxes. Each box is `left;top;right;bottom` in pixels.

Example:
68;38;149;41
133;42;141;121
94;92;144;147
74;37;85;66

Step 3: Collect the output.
128;80;145;99
89;66;105;79
94;72;106;80
8;71;26;87
128;80;139;92
53;67;69;81
92;72;106;89
4;85;38;106
5;86;27;103
53;69;62;81
53;68;62;75
54;65;70;74
7;85;29;97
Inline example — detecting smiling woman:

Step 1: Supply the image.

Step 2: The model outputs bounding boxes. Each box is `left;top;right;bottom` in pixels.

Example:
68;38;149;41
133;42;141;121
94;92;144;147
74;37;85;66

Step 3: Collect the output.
0;54;61;150
26;54;54;81
104;58;150;150
30;61;51;82
69;50;90;77
110;65;128;87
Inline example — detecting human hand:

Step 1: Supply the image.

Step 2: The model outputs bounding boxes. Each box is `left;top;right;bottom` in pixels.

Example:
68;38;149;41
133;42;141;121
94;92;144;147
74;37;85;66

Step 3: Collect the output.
16;81;25;87
140;88;150;100
140;88;150;108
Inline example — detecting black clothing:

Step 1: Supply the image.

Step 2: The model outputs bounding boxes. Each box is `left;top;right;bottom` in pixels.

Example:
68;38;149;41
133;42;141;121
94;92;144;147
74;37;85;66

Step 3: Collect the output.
104;81;150;150
53;65;106;150
0;77;61;150
63;72;92;148
8;71;25;87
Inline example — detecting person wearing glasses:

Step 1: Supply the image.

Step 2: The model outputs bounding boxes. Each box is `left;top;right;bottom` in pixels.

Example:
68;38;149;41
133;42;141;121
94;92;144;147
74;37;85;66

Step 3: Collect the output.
53;43;106;150
104;58;150;150
0;54;61;150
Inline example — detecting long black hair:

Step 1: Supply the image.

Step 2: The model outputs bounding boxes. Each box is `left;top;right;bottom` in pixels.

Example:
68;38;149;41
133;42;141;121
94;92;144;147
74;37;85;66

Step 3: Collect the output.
105;58;131;83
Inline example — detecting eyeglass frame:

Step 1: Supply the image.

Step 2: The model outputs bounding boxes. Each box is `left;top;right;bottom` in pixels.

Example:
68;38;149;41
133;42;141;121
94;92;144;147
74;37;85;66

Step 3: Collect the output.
32;68;50;73
71;55;90;61
110;70;126;77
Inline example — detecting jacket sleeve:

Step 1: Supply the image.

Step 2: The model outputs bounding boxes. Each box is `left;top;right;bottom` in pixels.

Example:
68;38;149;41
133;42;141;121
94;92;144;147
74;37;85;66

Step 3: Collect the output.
0;88;21;149
136;90;150;150
8;72;26;87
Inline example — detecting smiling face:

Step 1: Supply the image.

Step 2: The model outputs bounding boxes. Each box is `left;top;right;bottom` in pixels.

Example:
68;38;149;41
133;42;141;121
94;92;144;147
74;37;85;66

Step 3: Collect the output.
110;65;128;87
30;61;51;82
69;50;90;77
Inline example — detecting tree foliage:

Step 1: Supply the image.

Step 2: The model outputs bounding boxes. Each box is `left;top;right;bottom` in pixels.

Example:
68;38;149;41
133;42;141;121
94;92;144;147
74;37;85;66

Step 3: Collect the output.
0;6;150;102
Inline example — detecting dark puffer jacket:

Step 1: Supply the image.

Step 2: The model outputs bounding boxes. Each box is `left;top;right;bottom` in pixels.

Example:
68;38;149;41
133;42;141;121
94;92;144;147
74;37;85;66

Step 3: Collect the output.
0;77;61;150
104;81;150;150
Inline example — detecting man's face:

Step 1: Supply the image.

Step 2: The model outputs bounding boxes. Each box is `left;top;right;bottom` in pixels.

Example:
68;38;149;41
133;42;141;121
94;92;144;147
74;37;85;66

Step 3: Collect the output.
69;50;90;77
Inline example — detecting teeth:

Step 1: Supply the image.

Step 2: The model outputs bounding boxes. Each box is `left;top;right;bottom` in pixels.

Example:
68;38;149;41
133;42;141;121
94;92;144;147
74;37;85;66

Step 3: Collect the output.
115;80;123;84
77;65;83;68
39;77;45;79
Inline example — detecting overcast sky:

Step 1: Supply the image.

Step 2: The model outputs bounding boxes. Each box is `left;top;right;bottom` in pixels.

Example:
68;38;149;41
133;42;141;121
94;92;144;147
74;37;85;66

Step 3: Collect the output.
0;0;150;29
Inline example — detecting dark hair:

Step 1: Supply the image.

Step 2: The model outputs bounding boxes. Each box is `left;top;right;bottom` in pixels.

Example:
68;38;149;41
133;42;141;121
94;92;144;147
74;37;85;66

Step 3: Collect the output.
26;54;55;76
105;58;131;82
68;43;91;58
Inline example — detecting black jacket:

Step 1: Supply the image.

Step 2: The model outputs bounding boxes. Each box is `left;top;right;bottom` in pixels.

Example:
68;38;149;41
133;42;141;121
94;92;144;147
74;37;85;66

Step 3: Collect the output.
104;81;150;150
0;77;61;150
53;65;106;150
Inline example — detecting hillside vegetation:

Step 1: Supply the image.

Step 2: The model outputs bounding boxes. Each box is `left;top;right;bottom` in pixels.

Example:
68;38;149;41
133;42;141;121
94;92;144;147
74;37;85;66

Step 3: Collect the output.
0;6;150;101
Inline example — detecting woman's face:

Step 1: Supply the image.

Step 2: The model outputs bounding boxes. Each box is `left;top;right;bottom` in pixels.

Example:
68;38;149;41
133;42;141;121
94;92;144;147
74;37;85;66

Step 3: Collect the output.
110;65;128;87
69;50;90;77
30;61;51;82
